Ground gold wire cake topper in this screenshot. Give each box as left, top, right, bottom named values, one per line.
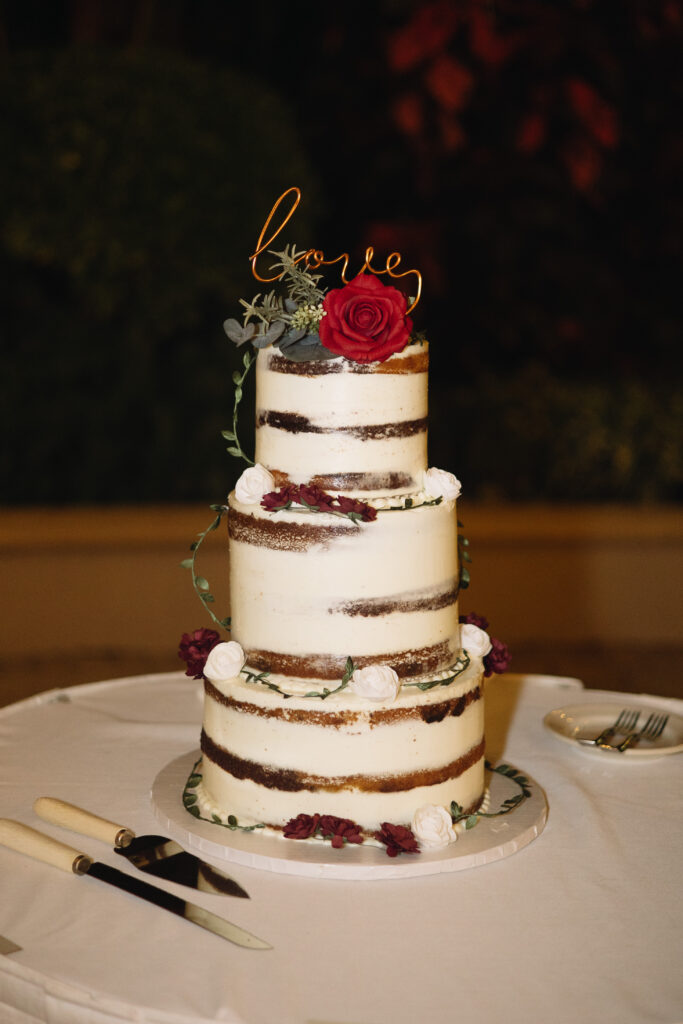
left=250, top=186, right=422, bottom=314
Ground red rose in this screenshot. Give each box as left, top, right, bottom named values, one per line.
left=319, top=274, right=413, bottom=363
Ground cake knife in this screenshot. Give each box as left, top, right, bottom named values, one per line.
left=33, top=797, right=248, bottom=898
left=0, top=820, right=271, bottom=950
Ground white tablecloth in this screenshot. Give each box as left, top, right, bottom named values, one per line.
left=1, top=672, right=681, bottom=1024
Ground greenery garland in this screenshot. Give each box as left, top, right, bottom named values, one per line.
left=221, top=348, right=255, bottom=465
left=240, top=657, right=356, bottom=701
left=402, top=652, right=471, bottom=690
left=180, top=505, right=231, bottom=630
left=183, top=760, right=264, bottom=831
left=450, top=763, right=532, bottom=830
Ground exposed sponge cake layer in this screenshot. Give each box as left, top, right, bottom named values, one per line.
left=228, top=491, right=461, bottom=678
left=199, top=660, right=485, bottom=831
left=254, top=343, right=429, bottom=496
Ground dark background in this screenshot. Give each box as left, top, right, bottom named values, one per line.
left=2, top=0, right=681, bottom=506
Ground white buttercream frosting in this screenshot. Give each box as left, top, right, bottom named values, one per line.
left=412, top=804, right=458, bottom=850
left=203, top=641, right=246, bottom=683
left=254, top=344, right=428, bottom=496
left=348, top=664, right=400, bottom=702
left=460, top=624, right=492, bottom=659
left=234, top=463, right=275, bottom=504
left=423, top=467, right=462, bottom=501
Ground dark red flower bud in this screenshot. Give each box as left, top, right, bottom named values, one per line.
left=177, top=628, right=221, bottom=679
left=283, top=813, right=321, bottom=839
left=374, top=821, right=419, bottom=857
left=459, top=611, right=489, bottom=631
left=484, top=637, right=512, bottom=677
left=319, top=815, right=364, bottom=847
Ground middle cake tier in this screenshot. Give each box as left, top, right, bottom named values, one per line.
left=227, top=491, right=461, bottom=681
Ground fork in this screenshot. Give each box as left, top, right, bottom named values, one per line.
left=579, top=708, right=640, bottom=747
left=614, top=712, right=669, bottom=752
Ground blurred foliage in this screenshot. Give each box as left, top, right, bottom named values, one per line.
left=1, top=2, right=682, bottom=503
left=0, top=48, right=318, bottom=503
left=431, top=366, right=683, bottom=502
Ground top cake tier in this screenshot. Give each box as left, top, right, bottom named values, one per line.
left=254, top=342, right=429, bottom=497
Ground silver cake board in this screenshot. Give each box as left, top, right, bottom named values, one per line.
left=151, top=750, right=548, bottom=881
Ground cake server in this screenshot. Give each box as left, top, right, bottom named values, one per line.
left=0, top=820, right=270, bottom=950
left=33, top=797, right=249, bottom=898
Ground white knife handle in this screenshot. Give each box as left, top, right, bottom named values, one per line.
left=0, top=819, right=91, bottom=874
left=33, top=797, right=134, bottom=848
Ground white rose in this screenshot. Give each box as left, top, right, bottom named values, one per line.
left=460, top=623, right=492, bottom=659
left=203, top=641, right=246, bottom=683
left=423, top=467, right=462, bottom=501
left=412, top=804, right=457, bottom=850
left=235, top=463, right=275, bottom=504
left=349, top=664, right=400, bottom=702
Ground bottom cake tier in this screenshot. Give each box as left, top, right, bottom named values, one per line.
left=197, top=656, right=486, bottom=834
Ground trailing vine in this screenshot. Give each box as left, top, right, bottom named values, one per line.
left=239, top=657, right=356, bottom=701
left=403, top=652, right=470, bottom=691
left=450, top=763, right=532, bottom=829
left=457, top=519, right=471, bottom=590
left=377, top=496, right=443, bottom=512
left=180, top=505, right=231, bottom=630
left=221, top=348, right=255, bottom=465
left=183, top=760, right=264, bottom=831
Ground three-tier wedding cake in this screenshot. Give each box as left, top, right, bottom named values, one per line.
left=179, top=188, right=509, bottom=856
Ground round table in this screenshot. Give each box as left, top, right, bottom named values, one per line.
left=1, top=671, right=681, bottom=1024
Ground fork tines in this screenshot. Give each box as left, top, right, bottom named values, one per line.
left=580, top=708, right=640, bottom=747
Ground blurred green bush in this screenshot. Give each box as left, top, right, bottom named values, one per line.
left=1, top=46, right=680, bottom=505
left=0, top=49, right=319, bottom=503
left=431, top=366, right=683, bottom=502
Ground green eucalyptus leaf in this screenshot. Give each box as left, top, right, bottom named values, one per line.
left=226, top=446, right=242, bottom=457
left=195, top=576, right=210, bottom=591
left=221, top=429, right=236, bottom=441
left=180, top=558, right=193, bottom=569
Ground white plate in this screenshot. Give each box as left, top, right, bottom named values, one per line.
left=151, top=751, right=548, bottom=881
left=544, top=702, right=683, bottom=758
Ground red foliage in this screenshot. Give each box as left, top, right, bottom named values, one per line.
left=387, top=1, right=460, bottom=72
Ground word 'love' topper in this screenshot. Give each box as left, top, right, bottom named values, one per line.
left=250, top=187, right=422, bottom=313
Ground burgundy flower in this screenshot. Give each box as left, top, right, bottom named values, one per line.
left=459, top=612, right=489, bottom=631
left=459, top=612, right=511, bottom=677
left=261, top=483, right=377, bottom=524
left=283, top=813, right=321, bottom=840
left=374, top=822, right=419, bottom=858
left=335, top=495, right=378, bottom=522
left=261, top=484, right=300, bottom=512
left=319, top=815, right=364, bottom=848
left=178, top=628, right=221, bottom=679
left=484, top=637, right=512, bottom=677
left=319, top=274, right=413, bottom=364
left=299, top=484, right=334, bottom=513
